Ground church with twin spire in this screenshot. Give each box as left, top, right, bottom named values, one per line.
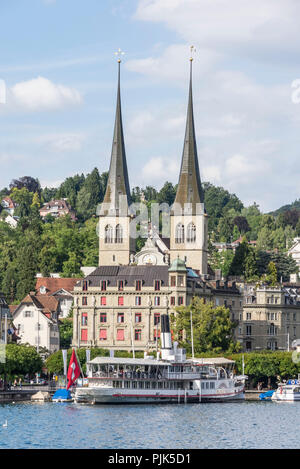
left=72, top=52, right=241, bottom=351
left=98, top=52, right=208, bottom=274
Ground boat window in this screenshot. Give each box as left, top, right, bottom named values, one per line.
left=145, top=382, right=150, bottom=389
left=189, top=382, right=193, bottom=390
left=132, top=381, right=137, bottom=389
left=201, top=382, right=205, bottom=389
left=210, top=382, right=215, bottom=389
left=138, top=382, right=144, bottom=389
left=158, top=382, right=163, bottom=389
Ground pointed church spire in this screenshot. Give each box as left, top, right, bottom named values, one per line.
left=102, top=51, right=131, bottom=216
left=174, top=47, right=204, bottom=214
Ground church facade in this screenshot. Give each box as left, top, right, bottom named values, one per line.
left=72, top=56, right=242, bottom=350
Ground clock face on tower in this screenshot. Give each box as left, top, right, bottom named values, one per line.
left=142, top=254, right=157, bottom=265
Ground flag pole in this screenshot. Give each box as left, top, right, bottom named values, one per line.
left=74, top=347, right=84, bottom=378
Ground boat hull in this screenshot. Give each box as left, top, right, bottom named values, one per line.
left=74, top=387, right=245, bottom=404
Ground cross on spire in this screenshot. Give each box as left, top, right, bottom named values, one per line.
left=115, top=48, right=125, bottom=63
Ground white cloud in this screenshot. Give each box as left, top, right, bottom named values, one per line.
left=34, top=133, right=86, bottom=152
left=135, top=0, right=300, bottom=60
left=139, top=156, right=180, bottom=186
left=10, top=76, right=82, bottom=112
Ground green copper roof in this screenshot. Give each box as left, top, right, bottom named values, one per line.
left=168, top=257, right=187, bottom=272
left=102, top=61, right=131, bottom=216
left=173, top=59, right=204, bottom=215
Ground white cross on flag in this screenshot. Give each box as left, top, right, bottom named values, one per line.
left=67, top=349, right=81, bottom=390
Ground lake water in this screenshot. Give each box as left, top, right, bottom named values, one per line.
left=0, top=400, right=298, bottom=449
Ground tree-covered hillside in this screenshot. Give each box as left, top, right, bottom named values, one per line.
left=0, top=171, right=299, bottom=304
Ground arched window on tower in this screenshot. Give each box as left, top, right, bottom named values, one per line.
left=105, top=225, right=114, bottom=244
left=115, top=224, right=123, bottom=243
left=175, top=223, right=184, bottom=244
left=187, top=222, right=196, bottom=243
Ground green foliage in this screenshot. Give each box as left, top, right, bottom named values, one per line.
left=59, top=319, right=73, bottom=349
left=0, top=344, right=43, bottom=378
left=170, top=297, right=240, bottom=354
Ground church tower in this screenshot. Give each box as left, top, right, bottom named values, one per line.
left=98, top=54, right=135, bottom=266
left=170, top=49, right=208, bottom=274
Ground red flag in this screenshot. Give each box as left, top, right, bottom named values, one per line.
left=66, top=349, right=81, bottom=390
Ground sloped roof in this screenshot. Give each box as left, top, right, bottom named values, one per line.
left=35, top=277, right=81, bottom=295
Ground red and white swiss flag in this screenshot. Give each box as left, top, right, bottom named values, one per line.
left=67, top=349, right=81, bottom=390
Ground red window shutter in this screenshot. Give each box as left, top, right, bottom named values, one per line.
left=117, top=329, right=124, bottom=341
left=99, top=329, right=107, bottom=340
left=101, top=297, right=106, bottom=306
left=118, top=297, right=124, bottom=306
left=81, top=329, right=88, bottom=341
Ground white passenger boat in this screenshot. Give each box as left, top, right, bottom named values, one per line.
left=271, top=379, right=300, bottom=402
left=74, top=315, right=245, bottom=404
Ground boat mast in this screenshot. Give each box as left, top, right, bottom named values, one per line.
left=190, top=309, right=195, bottom=360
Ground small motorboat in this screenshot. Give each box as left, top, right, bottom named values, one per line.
left=259, top=390, right=274, bottom=401
left=271, top=380, right=300, bottom=402
left=52, top=389, right=73, bottom=403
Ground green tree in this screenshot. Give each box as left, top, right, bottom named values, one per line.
left=170, top=297, right=240, bottom=354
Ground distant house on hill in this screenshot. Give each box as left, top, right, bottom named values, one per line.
left=39, top=199, right=76, bottom=221
left=213, top=236, right=257, bottom=253
left=11, top=292, right=60, bottom=353
left=35, top=277, right=81, bottom=318
left=288, top=238, right=300, bottom=278
left=1, top=196, right=17, bottom=216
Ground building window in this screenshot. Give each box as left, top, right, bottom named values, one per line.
left=177, top=275, right=184, bottom=287
left=115, top=224, right=123, bottom=243
left=81, top=313, right=88, bottom=326
left=224, top=300, right=227, bottom=307
left=105, top=225, right=114, bottom=243
left=101, top=297, right=106, bottom=306
left=83, top=281, right=88, bottom=291
left=187, top=222, right=196, bottom=243
left=135, top=313, right=142, bottom=323
left=135, top=296, right=141, bottom=306
left=118, top=297, right=124, bottom=306
left=24, top=311, right=32, bottom=318
left=246, top=325, right=252, bottom=336
left=82, top=297, right=87, bottom=306
left=118, top=280, right=124, bottom=291
left=246, top=341, right=252, bottom=351
left=101, top=281, right=107, bottom=291
left=117, top=313, right=124, bottom=323
left=154, top=280, right=160, bottom=291
left=136, top=280, right=142, bottom=291
left=215, top=298, right=220, bottom=306
left=246, top=313, right=251, bottom=321
left=100, top=313, right=107, bottom=323
left=81, top=329, right=88, bottom=342
left=170, top=276, right=176, bottom=287
left=154, top=313, right=160, bottom=325
left=175, top=223, right=184, bottom=243
left=99, top=329, right=107, bottom=340
left=135, top=329, right=142, bottom=341
left=154, top=296, right=160, bottom=306
left=293, top=313, right=297, bottom=321
left=178, top=297, right=184, bottom=306
left=154, top=329, right=160, bottom=340
left=117, top=329, right=125, bottom=341
left=170, top=297, right=175, bottom=306
left=268, top=324, right=277, bottom=336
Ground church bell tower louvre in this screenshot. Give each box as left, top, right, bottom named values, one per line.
left=98, top=51, right=135, bottom=266
left=170, top=46, right=208, bottom=275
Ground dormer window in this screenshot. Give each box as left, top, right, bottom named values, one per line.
left=40, top=286, right=47, bottom=295
left=136, top=280, right=142, bottom=291
left=154, top=280, right=160, bottom=291
left=118, top=280, right=124, bottom=291
left=101, top=281, right=107, bottom=292
left=83, top=281, right=88, bottom=291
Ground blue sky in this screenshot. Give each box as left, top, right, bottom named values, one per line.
left=0, top=0, right=300, bottom=212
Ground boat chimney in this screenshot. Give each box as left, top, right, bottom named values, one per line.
left=160, top=314, right=173, bottom=360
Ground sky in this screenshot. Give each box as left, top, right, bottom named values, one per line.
left=0, top=0, right=300, bottom=212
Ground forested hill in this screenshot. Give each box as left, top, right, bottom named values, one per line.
left=269, top=199, right=300, bottom=217
left=0, top=171, right=299, bottom=305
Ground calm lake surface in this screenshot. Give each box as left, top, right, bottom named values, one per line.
left=0, top=400, right=298, bottom=449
